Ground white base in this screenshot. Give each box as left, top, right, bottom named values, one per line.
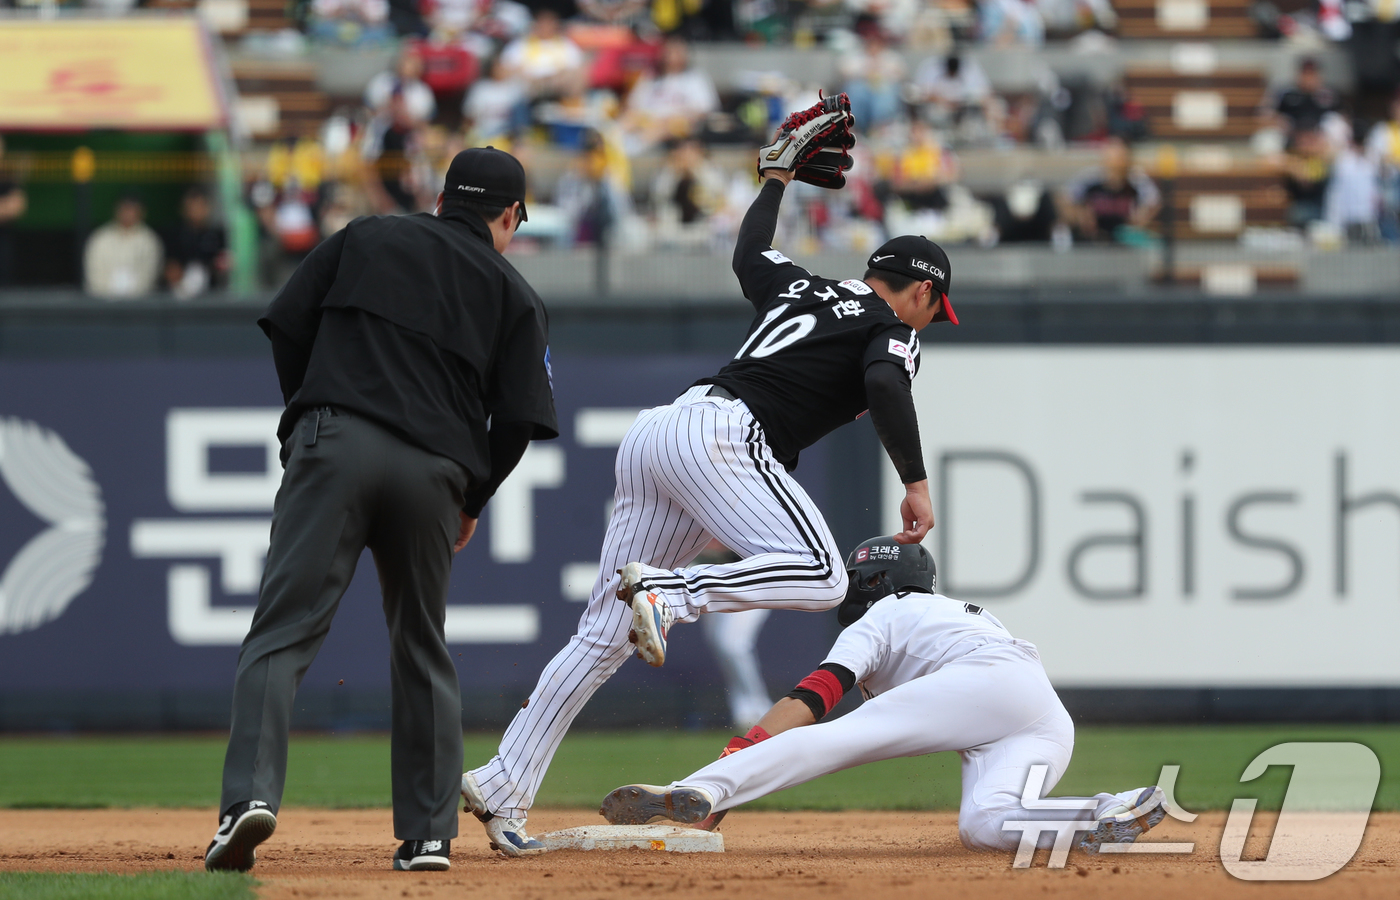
left=536, top=824, right=724, bottom=853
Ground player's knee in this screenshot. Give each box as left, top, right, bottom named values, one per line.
left=815, top=565, right=848, bottom=608
left=958, top=803, right=1024, bottom=852
left=958, top=816, right=1018, bottom=853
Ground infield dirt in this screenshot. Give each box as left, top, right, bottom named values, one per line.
left=2, top=808, right=1398, bottom=899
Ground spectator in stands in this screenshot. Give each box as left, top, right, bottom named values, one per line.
left=1365, top=89, right=1400, bottom=241
left=431, top=0, right=531, bottom=57
left=979, top=0, right=1045, bottom=46
left=163, top=187, right=229, bottom=299
left=890, top=119, right=959, bottom=210
left=1326, top=123, right=1380, bottom=242
left=1063, top=137, right=1160, bottom=242
left=365, top=45, right=437, bottom=125
left=1283, top=125, right=1333, bottom=228
left=622, top=36, right=720, bottom=151
left=500, top=8, right=585, bottom=101
left=845, top=0, right=922, bottom=39
left=909, top=54, right=1000, bottom=142
left=839, top=17, right=908, bottom=130
left=308, top=0, right=393, bottom=46
left=991, top=178, right=1057, bottom=243
left=464, top=54, right=530, bottom=141
left=0, top=135, right=26, bottom=287
left=1035, top=0, right=1115, bottom=35
left=554, top=128, right=632, bottom=246
left=650, top=136, right=725, bottom=246
left=363, top=89, right=431, bottom=213
left=1273, top=58, right=1338, bottom=135
left=577, top=0, right=648, bottom=24
left=912, top=54, right=992, bottom=119
left=84, top=193, right=163, bottom=299
left=537, top=75, right=621, bottom=146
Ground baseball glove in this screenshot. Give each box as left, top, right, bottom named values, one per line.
left=757, top=92, right=857, bottom=190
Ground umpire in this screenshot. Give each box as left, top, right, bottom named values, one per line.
left=204, top=148, right=558, bottom=874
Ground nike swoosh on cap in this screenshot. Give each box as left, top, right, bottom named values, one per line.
left=871, top=255, right=894, bottom=262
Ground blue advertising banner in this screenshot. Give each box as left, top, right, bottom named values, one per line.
left=0, top=356, right=842, bottom=715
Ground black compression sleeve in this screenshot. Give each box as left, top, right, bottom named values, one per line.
left=268, top=325, right=312, bottom=405
left=821, top=662, right=856, bottom=693
left=732, top=178, right=786, bottom=277
left=784, top=663, right=858, bottom=721
left=461, top=420, right=535, bottom=518
left=865, top=360, right=928, bottom=484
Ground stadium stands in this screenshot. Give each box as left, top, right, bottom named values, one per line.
left=0, top=0, right=1395, bottom=300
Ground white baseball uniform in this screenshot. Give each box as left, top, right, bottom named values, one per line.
left=470, top=386, right=847, bottom=817
left=672, top=591, right=1131, bottom=850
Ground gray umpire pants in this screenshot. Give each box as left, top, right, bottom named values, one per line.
left=220, top=408, right=471, bottom=840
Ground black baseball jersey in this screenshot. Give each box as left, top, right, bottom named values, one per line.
left=697, top=192, right=920, bottom=470
left=260, top=209, right=559, bottom=482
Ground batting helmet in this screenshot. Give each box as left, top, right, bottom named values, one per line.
left=836, top=536, right=936, bottom=626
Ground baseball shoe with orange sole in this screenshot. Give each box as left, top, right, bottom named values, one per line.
left=617, top=562, right=673, bottom=667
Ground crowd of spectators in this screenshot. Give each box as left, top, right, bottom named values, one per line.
left=4, top=0, right=1400, bottom=295
left=218, top=16, right=1400, bottom=289
left=1267, top=58, right=1400, bottom=243
left=80, top=188, right=229, bottom=299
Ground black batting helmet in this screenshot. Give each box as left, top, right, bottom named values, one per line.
left=836, top=536, right=936, bottom=626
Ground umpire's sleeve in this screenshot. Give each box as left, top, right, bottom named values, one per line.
left=486, top=294, right=560, bottom=440
left=257, top=226, right=347, bottom=348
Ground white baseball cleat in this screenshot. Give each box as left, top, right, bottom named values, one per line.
left=1078, top=786, right=1168, bottom=853
left=461, top=771, right=546, bottom=857
left=617, top=562, right=673, bottom=667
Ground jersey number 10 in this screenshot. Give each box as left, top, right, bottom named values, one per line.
left=735, top=291, right=818, bottom=360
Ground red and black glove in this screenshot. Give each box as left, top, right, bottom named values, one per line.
left=757, top=92, right=857, bottom=190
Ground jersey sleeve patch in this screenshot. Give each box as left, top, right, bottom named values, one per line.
left=887, top=334, right=920, bottom=378
left=762, top=249, right=794, bottom=265
left=838, top=278, right=873, bottom=295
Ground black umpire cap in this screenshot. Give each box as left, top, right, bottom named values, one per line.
left=866, top=235, right=957, bottom=324
left=444, top=147, right=529, bottom=222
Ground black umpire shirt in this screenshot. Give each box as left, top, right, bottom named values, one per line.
left=258, top=208, right=559, bottom=483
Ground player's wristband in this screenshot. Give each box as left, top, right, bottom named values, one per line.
left=719, top=725, right=771, bottom=758
left=786, top=668, right=847, bottom=720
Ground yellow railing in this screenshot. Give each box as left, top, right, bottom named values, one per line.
left=0, top=150, right=220, bottom=183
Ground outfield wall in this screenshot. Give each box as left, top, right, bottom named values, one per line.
left=0, top=355, right=858, bottom=731
left=891, top=347, right=1400, bottom=690
left=4, top=301, right=1400, bottom=728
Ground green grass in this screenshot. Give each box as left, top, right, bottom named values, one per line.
left=0, top=872, right=254, bottom=900
left=0, top=726, right=1396, bottom=812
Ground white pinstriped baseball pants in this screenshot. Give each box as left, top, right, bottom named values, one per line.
left=471, top=385, right=847, bottom=817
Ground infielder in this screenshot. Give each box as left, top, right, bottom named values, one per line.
left=461, top=95, right=960, bottom=856
left=602, top=536, right=1168, bottom=855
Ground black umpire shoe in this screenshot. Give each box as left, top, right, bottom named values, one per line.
left=393, top=839, right=451, bottom=871
left=204, top=800, right=277, bottom=872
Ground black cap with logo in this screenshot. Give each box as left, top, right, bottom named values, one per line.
left=866, top=235, right=957, bottom=323
left=443, top=146, right=529, bottom=221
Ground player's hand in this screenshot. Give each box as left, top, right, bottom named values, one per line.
left=762, top=169, right=796, bottom=186
left=895, top=480, right=933, bottom=544
left=454, top=513, right=478, bottom=553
